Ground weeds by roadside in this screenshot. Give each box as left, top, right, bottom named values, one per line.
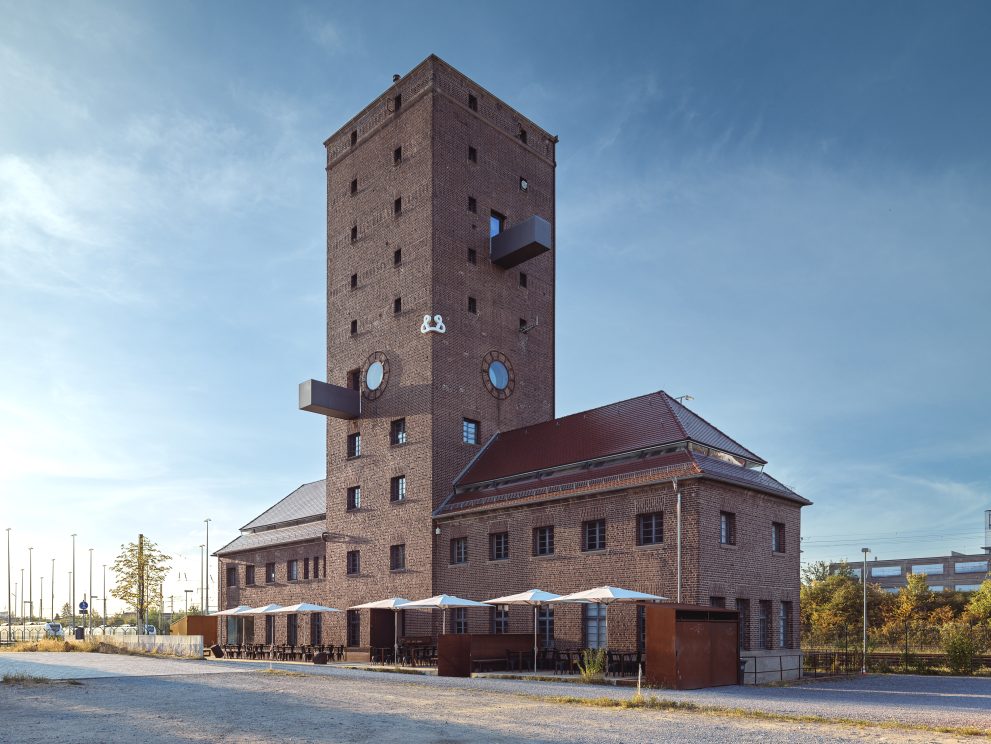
left=2, top=673, right=82, bottom=686
left=0, top=638, right=174, bottom=658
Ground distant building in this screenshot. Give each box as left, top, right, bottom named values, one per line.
left=830, top=552, right=989, bottom=594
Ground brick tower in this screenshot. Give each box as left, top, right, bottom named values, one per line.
left=300, top=55, right=557, bottom=645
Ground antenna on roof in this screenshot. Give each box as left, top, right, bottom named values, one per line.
left=675, top=395, right=694, bottom=403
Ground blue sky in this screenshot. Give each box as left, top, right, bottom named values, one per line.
left=2, top=1, right=989, bottom=615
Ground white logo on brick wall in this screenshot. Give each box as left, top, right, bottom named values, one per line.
left=420, top=314, right=446, bottom=334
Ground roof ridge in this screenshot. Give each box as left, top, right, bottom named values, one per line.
left=663, top=393, right=764, bottom=464
left=239, top=478, right=326, bottom=531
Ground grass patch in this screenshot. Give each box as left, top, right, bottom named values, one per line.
left=527, top=693, right=991, bottom=738
left=261, top=669, right=306, bottom=678
left=0, top=638, right=181, bottom=659
left=1, top=672, right=81, bottom=686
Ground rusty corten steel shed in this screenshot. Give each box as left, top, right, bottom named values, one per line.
left=644, top=604, right=739, bottom=689
left=170, top=615, right=218, bottom=647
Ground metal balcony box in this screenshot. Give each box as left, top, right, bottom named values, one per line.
left=298, top=379, right=361, bottom=419
left=489, top=215, right=552, bottom=269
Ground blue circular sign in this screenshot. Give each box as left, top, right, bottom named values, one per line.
left=79, top=601, right=88, bottom=610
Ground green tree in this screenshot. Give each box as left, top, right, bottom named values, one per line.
left=802, top=560, right=832, bottom=585
left=801, top=571, right=894, bottom=647
left=965, top=579, right=991, bottom=624
left=111, top=536, right=171, bottom=625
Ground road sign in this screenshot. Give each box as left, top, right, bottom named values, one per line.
left=79, top=600, right=88, bottom=611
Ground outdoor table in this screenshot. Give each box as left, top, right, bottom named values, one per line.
left=506, top=649, right=533, bottom=671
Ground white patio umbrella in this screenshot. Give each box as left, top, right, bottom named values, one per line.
left=240, top=603, right=284, bottom=614
left=262, top=603, right=340, bottom=614
left=349, top=598, right=410, bottom=664
left=212, top=605, right=252, bottom=644
left=484, top=589, right=561, bottom=674
left=402, top=594, right=490, bottom=634
left=550, top=586, right=667, bottom=649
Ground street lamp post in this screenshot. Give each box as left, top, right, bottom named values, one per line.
left=50, top=558, right=54, bottom=622
left=28, top=547, right=32, bottom=622
left=40, top=576, right=44, bottom=621
left=6, top=528, right=11, bottom=642
left=20, top=568, right=25, bottom=635
left=71, top=534, right=77, bottom=631
left=88, top=548, right=93, bottom=635
left=204, top=518, right=211, bottom=615
left=199, top=545, right=205, bottom=612
left=861, top=547, right=870, bottom=675
left=102, top=564, right=107, bottom=627
left=184, top=589, right=193, bottom=614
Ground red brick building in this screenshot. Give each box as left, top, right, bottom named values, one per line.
left=216, top=55, right=809, bottom=680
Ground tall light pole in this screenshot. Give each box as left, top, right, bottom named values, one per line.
left=204, top=519, right=211, bottom=614
left=71, top=533, right=77, bottom=630
left=199, top=545, right=205, bottom=612
left=6, top=528, right=11, bottom=642
left=184, top=589, right=193, bottom=614
left=20, top=568, right=24, bottom=633
left=40, top=576, right=44, bottom=621
left=102, top=564, right=107, bottom=627
left=28, top=546, right=32, bottom=622
left=88, top=548, right=93, bottom=635
left=50, top=558, right=54, bottom=622
left=861, top=547, right=870, bottom=675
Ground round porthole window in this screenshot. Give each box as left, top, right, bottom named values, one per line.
left=362, top=352, right=390, bottom=400
left=481, top=351, right=515, bottom=400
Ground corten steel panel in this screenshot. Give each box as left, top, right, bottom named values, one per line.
left=369, top=609, right=394, bottom=649
left=298, top=380, right=360, bottom=419
left=645, top=605, right=740, bottom=690
left=437, top=634, right=472, bottom=677
left=676, top=621, right=712, bottom=690
left=644, top=604, right=678, bottom=688
left=489, top=215, right=552, bottom=268
left=468, top=633, right=533, bottom=660
left=169, top=615, right=218, bottom=647
left=709, top=620, right=739, bottom=687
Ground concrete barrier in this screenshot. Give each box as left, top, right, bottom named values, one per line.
left=98, top=634, right=204, bottom=658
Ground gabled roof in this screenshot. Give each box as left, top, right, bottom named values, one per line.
left=456, top=391, right=763, bottom=487
left=214, top=521, right=326, bottom=557
left=241, top=479, right=326, bottom=531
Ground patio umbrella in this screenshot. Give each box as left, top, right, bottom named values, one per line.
left=211, top=604, right=253, bottom=644
left=262, top=603, right=340, bottom=614
left=401, top=594, right=490, bottom=634
left=484, top=589, right=561, bottom=674
left=550, top=586, right=667, bottom=649
left=349, top=598, right=410, bottom=664
left=240, top=604, right=284, bottom=614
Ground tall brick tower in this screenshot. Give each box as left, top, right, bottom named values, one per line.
left=300, top=56, right=557, bottom=644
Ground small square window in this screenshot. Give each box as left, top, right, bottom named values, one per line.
left=468, top=196, right=477, bottom=213
left=394, top=197, right=402, bottom=215
left=347, top=368, right=360, bottom=391
left=519, top=177, right=528, bottom=191
left=637, top=512, right=663, bottom=545
left=350, top=224, right=358, bottom=242
left=390, top=418, right=407, bottom=445
left=489, top=532, right=509, bottom=561
left=390, top=544, right=406, bottom=571
left=394, top=146, right=402, bottom=164
left=720, top=511, right=737, bottom=546
left=468, top=145, right=477, bottom=163
left=450, top=537, right=468, bottom=565
left=347, top=432, right=361, bottom=458
left=467, top=248, right=477, bottom=264
left=393, top=248, right=402, bottom=266
left=468, top=296, right=477, bottom=314
left=350, top=319, right=358, bottom=335
left=390, top=475, right=406, bottom=502
left=519, top=272, right=527, bottom=288
left=346, top=550, right=360, bottom=575
left=346, top=485, right=361, bottom=510
left=393, top=93, right=402, bottom=111
left=350, top=273, right=358, bottom=289
left=393, top=297, right=402, bottom=314
left=519, top=128, right=527, bottom=144
left=350, top=130, right=357, bottom=146
left=519, top=318, right=527, bottom=331
left=462, top=418, right=480, bottom=445
left=468, top=93, right=477, bottom=111
left=350, top=178, right=357, bottom=195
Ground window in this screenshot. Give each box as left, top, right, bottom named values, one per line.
left=350, top=177, right=357, bottom=195
left=394, top=197, right=402, bottom=215
left=468, top=93, right=477, bottom=111
left=637, top=605, right=646, bottom=653
left=312, top=557, right=321, bottom=578
left=955, top=561, right=989, bottom=574
left=393, top=93, right=402, bottom=111
left=583, top=604, right=606, bottom=649
left=489, top=210, right=505, bottom=238
left=346, top=609, right=360, bottom=646
left=956, top=584, right=983, bottom=592
left=468, top=196, right=477, bottom=213
left=719, top=512, right=736, bottom=545
left=226, top=565, right=237, bottom=587
left=912, top=564, right=944, bottom=575
left=450, top=537, right=467, bottom=565
left=350, top=319, right=358, bottom=335
left=350, top=273, right=358, bottom=289
left=265, top=562, right=276, bottom=584
left=347, top=368, right=361, bottom=390
left=637, top=512, right=663, bottom=545
left=468, top=145, right=477, bottom=163
left=489, top=532, right=509, bottom=561
left=303, top=558, right=310, bottom=580
left=519, top=176, right=528, bottom=191
left=533, top=526, right=554, bottom=556
left=287, top=613, right=298, bottom=646
left=709, top=596, right=726, bottom=608
left=349, top=129, right=357, bottom=146
left=393, top=248, right=402, bottom=266
left=453, top=608, right=467, bottom=634
left=737, top=598, right=751, bottom=651
left=346, top=550, right=360, bottom=576
left=779, top=601, right=793, bottom=648
left=310, top=613, right=322, bottom=644
left=393, top=146, right=402, bottom=164
left=758, top=600, right=772, bottom=649
left=393, top=297, right=402, bottom=314
left=492, top=604, right=509, bottom=634
left=347, top=432, right=361, bottom=458
left=870, top=565, right=902, bottom=577
left=265, top=614, right=275, bottom=644
left=390, top=544, right=406, bottom=571
left=538, top=607, right=554, bottom=646
left=346, top=486, right=361, bottom=511
left=287, top=559, right=299, bottom=582
left=772, top=522, right=785, bottom=553
left=519, top=318, right=527, bottom=331
left=519, top=272, right=527, bottom=288
left=390, top=418, right=407, bottom=445
left=390, top=475, right=406, bottom=502
left=582, top=519, right=606, bottom=552
left=350, top=224, right=357, bottom=242
left=245, top=565, right=255, bottom=586
left=462, top=418, right=480, bottom=444
left=519, top=128, right=527, bottom=144
left=467, top=248, right=476, bottom=264
left=467, top=296, right=477, bottom=314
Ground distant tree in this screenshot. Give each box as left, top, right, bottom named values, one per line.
left=801, top=571, right=894, bottom=646
left=56, top=602, right=72, bottom=621
left=111, top=536, right=171, bottom=626
left=965, top=580, right=991, bottom=624
left=801, top=561, right=832, bottom=585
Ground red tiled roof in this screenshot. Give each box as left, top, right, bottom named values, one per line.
left=457, top=390, right=763, bottom=486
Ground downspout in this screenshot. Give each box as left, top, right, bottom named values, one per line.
left=674, top=479, right=681, bottom=603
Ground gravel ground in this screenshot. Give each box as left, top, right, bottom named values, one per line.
left=2, top=654, right=989, bottom=742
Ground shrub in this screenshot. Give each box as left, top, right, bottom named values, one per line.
left=941, top=623, right=978, bottom=675
left=577, top=648, right=607, bottom=682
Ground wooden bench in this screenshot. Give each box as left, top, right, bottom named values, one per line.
left=471, top=657, right=507, bottom=673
